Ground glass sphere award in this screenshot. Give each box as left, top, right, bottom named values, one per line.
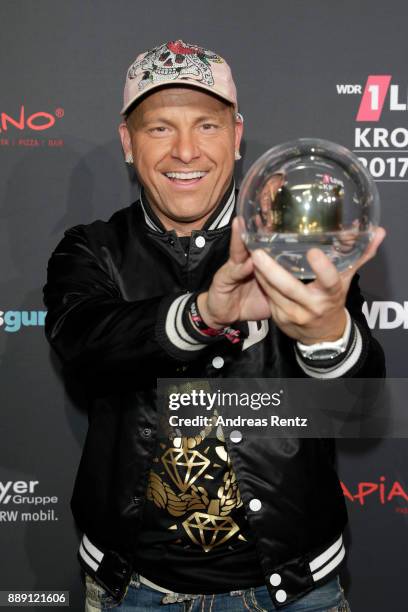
left=237, top=138, right=380, bottom=279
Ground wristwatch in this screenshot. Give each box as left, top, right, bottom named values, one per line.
left=296, top=309, right=351, bottom=361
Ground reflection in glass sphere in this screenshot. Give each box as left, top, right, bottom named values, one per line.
left=237, top=138, right=380, bottom=279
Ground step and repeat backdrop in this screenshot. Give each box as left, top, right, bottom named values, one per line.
left=0, top=1, right=407, bottom=610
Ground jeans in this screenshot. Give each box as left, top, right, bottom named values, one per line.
left=84, top=571, right=351, bottom=611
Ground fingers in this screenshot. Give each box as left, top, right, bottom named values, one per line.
left=252, top=253, right=347, bottom=339
left=249, top=226, right=385, bottom=338
left=229, top=215, right=250, bottom=264
left=251, top=249, right=312, bottom=306
left=226, top=255, right=254, bottom=283
left=253, top=267, right=308, bottom=325
left=220, top=215, right=254, bottom=285
left=251, top=247, right=342, bottom=319
left=250, top=226, right=385, bottom=305
left=306, top=248, right=342, bottom=295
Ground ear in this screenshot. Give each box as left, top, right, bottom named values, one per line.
left=234, top=114, right=244, bottom=154
left=118, top=121, right=132, bottom=158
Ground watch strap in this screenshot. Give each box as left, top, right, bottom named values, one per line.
left=295, top=309, right=354, bottom=366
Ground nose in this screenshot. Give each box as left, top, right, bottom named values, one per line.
left=171, top=129, right=200, bottom=164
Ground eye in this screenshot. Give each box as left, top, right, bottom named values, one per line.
left=149, top=126, right=169, bottom=135
left=201, top=123, right=218, bottom=132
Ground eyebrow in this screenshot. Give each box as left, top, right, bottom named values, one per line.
left=140, top=113, right=225, bottom=127
left=141, top=117, right=174, bottom=127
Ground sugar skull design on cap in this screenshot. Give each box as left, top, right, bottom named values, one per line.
left=120, top=39, right=238, bottom=115
left=128, top=40, right=223, bottom=89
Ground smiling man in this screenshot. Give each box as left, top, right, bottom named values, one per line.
left=43, top=40, right=385, bottom=612
left=119, top=86, right=242, bottom=234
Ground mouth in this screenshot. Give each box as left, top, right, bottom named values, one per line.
left=163, top=171, right=208, bottom=186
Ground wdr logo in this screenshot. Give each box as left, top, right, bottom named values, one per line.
left=356, top=76, right=392, bottom=122
left=362, top=301, right=408, bottom=329
left=336, top=75, right=408, bottom=122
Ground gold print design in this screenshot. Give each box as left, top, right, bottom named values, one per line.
left=183, top=510, right=240, bottom=552
left=217, top=465, right=242, bottom=516
left=146, top=417, right=247, bottom=552
left=162, top=446, right=210, bottom=492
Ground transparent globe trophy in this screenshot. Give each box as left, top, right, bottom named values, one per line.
left=237, top=138, right=380, bottom=279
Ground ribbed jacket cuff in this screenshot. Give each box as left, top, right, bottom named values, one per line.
left=155, top=292, right=222, bottom=361
left=294, top=317, right=365, bottom=379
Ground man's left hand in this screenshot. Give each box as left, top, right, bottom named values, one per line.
left=251, top=227, right=386, bottom=345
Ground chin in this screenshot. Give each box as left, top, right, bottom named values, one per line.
left=164, top=198, right=211, bottom=219
left=167, top=208, right=205, bottom=223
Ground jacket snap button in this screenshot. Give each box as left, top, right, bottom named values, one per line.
left=275, top=589, right=287, bottom=602
left=212, top=356, right=224, bottom=369
left=249, top=498, right=262, bottom=512
left=195, top=236, right=206, bottom=248
left=142, top=428, right=152, bottom=438
left=270, top=573, right=281, bottom=586
left=229, top=430, right=242, bottom=444
left=133, top=496, right=142, bottom=506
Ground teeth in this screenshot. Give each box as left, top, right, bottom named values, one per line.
left=155, top=67, right=177, bottom=75
left=165, top=171, right=207, bottom=180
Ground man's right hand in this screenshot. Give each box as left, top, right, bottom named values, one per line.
left=197, top=216, right=272, bottom=328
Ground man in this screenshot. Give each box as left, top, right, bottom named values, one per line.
left=43, top=40, right=385, bottom=611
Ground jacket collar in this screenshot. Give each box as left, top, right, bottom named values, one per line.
left=139, top=179, right=236, bottom=234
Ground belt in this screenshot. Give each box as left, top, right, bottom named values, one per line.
left=138, top=574, right=177, bottom=594
left=137, top=574, right=202, bottom=604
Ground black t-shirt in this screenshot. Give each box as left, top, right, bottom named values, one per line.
left=133, top=413, right=265, bottom=594
left=179, top=235, right=190, bottom=256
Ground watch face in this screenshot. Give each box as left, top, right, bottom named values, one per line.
left=307, top=347, right=344, bottom=360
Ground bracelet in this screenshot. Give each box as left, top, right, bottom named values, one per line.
left=189, top=298, right=241, bottom=344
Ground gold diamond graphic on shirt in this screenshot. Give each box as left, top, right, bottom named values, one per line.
left=182, top=511, right=239, bottom=552
left=162, top=448, right=210, bottom=492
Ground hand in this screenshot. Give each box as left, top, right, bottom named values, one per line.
left=250, top=226, right=386, bottom=344
left=197, top=216, right=272, bottom=328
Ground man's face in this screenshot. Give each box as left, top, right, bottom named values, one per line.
left=118, top=87, right=243, bottom=227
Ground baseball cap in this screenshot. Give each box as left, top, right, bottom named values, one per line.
left=120, top=39, right=238, bottom=116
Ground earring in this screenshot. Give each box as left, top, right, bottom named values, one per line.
left=235, top=151, right=242, bottom=160
left=125, top=154, right=133, bottom=164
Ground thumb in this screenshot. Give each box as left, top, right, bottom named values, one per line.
left=229, top=215, right=250, bottom=264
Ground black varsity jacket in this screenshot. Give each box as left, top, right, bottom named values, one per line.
left=42, top=181, right=385, bottom=608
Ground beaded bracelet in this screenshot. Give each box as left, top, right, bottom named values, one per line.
left=189, top=297, right=241, bottom=344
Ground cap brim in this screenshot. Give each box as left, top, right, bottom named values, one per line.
left=120, top=80, right=237, bottom=116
